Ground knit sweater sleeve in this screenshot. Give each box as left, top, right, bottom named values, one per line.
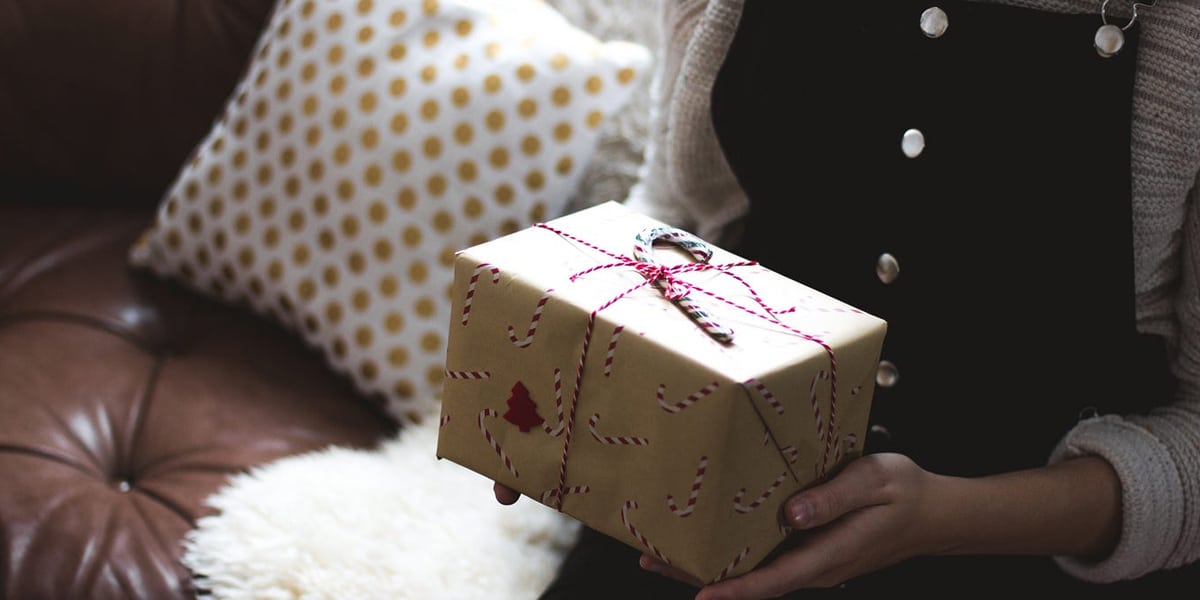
left=1050, top=172, right=1200, bottom=582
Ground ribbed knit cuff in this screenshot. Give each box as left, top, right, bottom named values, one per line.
left=1047, top=415, right=1184, bottom=582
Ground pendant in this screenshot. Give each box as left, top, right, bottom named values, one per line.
left=1094, top=23, right=1125, bottom=58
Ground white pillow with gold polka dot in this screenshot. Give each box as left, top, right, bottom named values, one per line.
left=130, top=0, right=651, bottom=424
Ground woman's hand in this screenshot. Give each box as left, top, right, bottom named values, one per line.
left=639, top=453, right=1122, bottom=600
left=493, top=482, right=521, bottom=505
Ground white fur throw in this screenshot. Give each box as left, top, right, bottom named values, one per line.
left=183, top=416, right=582, bottom=599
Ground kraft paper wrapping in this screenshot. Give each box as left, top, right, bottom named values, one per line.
left=436, top=201, right=887, bottom=583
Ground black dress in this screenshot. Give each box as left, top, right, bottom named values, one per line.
left=540, top=2, right=1196, bottom=596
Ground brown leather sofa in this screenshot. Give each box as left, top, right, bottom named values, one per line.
left=1, top=2, right=398, bottom=598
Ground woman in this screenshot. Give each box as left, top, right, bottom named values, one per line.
left=502, top=0, right=1200, bottom=597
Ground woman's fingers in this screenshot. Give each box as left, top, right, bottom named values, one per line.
left=783, top=454, right=895, bottom=529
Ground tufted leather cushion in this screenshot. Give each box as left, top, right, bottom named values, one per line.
left=0, top=202, right=398, bottom=599
left=0, top=0, right=277, bottom=206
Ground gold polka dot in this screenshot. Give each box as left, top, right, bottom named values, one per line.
left=237, top=210, right=254, bottom=232
left=423, top=30, right=440, bottom=48
left=298, top=278, right=317, bottom=300
left=268, top=260, right=284, bottom=281
left=402, top=225, right=422, bottom=247
left=254, top=69, right=268, bottom=89
left=207, top=165, right=223, bottom=185
left=394, top=380, right=415, bottom=400
left=301, top=30, right=317, bottom=49
left=423, top=136, right=443, bottom=158
left=293, top=244, right=311, bottom=266
left=517, top=98, right=537, bottom=118
left=357, top=25, right=374, bottom=44
left=397, top=186, right=417, bottom=209
left=326, top=302, right=344, bottom=325
left=390, top=113, right=409, bottom=135
left=330, top=75, right=347, bottom=95
left=556, top=155, right=574, bottom=175
left=380, top=275, right=399, bottom=297
left=586, top=110, right=604, bottom=129
left=432, top=210, right=453, bottom=232
left=166, top=229, right=182, bottom=250
left=454, top=53, right=470, bottom=70
left=525, top=170, right=546, bottom=191
left=233, top=117, right=248, bottom=138
left=256, top=164, right=273, bottom=185
left=494, top=183, right=514, bottom=205
left=415, top=297, right=436, bottom=318
left=464, top=196, right=483, bottom=218
left=237, top=247, right=255, bottom=269
left=420, top=332, right=441, bottom=352
left=208, top=197, right=224, bottom=218
left=364, top=163, right=383, bottom=186
left=278, top=18, right=292, bottom=38
left=385, top=312, right=404, bottom=333
left=337, top=179, right=356, bottom=201
left=451, top=86, right=470, bottom=107
left=186, top=213, right=203, bottom=234
left=485, top=42, right=501, bottom=59
left=341, top=214, right=360, bottom=237
left=457, top=160, right=478, bottom=182
left=258, top=196, right=276, bottom=218
left=483, top=74, right=501, bottom=93
left=468, top=232, right=488, bottom=246
left=305, top=126, right=322, bottom=148
left=278, top=113, right=294, bottom=134
left=284, top=175, right=301, bottom=196
left=389, top=9, right=407, bottom=27
left=554, top=122, right=573, bottom=142
left=426, top=366, right=445, bottom=386
left=421, top=65, right=437, bottom=83
left=275, top=80, right=292, bottom=101
left=318, top=228, right=336, bottom=250
left=389, top=43, right=407, bottom=61
left=388, top=346, right=409, bottom=366
left=233, top=150, right=248, bottom=170
left=303, top=95, right=319, bottom=116
left=521, top=135, right=541, bottom=156
left=439, top=246, right=456, bottom=267
left=361, top=361, right=379, bottom=381
left=551, top=53, right=569, bottom=70
left=331, top=337, right=346, bottom=358
left=288, top=210, right=306, bottom=231
left=348, top=251, right=366, bottom=274
left=410, top=262, right=430, bottom=284
left=392, top=149, right=412, bottom=172
left=422, top=0, right=439, bottom=15
left=417, top=99, right=439, bottom=121
left=211, top=137, right=226, bottom=153
left=485, top=110, right=505, bottom=132
left=334, top=143, right=352, bottom=165
left=585, top=76, right=603, bottom=94
left=552, top=86, right=571, bottom=106
left=499, top=219, right=520, bottom=235
left=427, top=174, right=447, bottom=196
left=328, top=44, right=344, bottom=64
left=454, top=19, right=472, bottom=36
left=301, top=1, right=316, bottom=19
left=255, top=130, right=271, bottom=151
left=453, top=123, right=474, bottom=145
left=352, top=288, right=370, bottom=311
left=357, top=0, right=373, bottom=14
left=326, top=12, right=343, bottom=32
left=529, top=202, right=548, bottom=223
left=361, top=127, right=380, bottom=149
left=618, top=67, right=637, bottom=85
left=374, top=238, right=393, bottom=260
left=516, top=63, right=535, bottom=81
left=322, top=265, right=340, bottom=287
left=308, top=158, right=325, bottom=180
left=358, top=57, right=376, bottom=78
left=488, top=147, right=509, bottom=169
left=313, top=194, right=330, bottom=215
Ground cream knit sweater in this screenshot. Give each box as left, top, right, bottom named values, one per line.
left=624, top=0, right=1200, bottom=584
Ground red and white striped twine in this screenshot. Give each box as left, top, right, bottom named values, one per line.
left=712, top=546, right=751, bottom=583
left=810, top=370, right=830, bottom=440
left=733, top=472, right=788, bottom=514
left=508, top=289, right=552, bottom=348
left=444, top=369, right=491, bottom=380
left=656, top=381, right=721, bottom=414
left=665, top=456, right=708, bottom=517
left=439, top=413, right=451, bottom=427
left=744, top=377, right=783, bottom=415
left=478, top=408, right=519, bottom=478
left=622, top=500, right=669, bottom=563
left=588, top=413, right=649, bottom=446
left=603, top=325, right=624, bottom=377
left=540, top=485, right=590, bottom=505
left=541, top=368, right=566, bottom=437
left=461, top=263, right=500, bottom=326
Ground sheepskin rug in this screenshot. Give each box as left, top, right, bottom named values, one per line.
left=182, top=415, right=582, bottom=599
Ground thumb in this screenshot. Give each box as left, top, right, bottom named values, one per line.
left=782, top=458, right=887, bottom=530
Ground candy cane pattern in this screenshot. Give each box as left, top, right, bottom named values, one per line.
left=622, top=500, right=669, bottom=563
left=656, top=381, right=721, bottom=414
left=588, top=413, right=649, bottom=446
left=712, top=546, right=751, bottom=583
left=478, top=408, right=518, bottom=477
left=439, top=413, right=451, bottom=427
left=444, top=369, right=491, bottom=380
left=603, top=325, right=624, bottom=377
left=809, top=370, right=830, bottom=440
left=540, top=485, right=590, bottom=505
left=665, top=456, right=708, bottom=517
left=780, top=445, right=800, bottom=464
left=508, top=289, right=552, bottom=348
left=460, top=263, right=500, bottom=325
left=743, top=377, right=783, bottom=416
left=541, top=368, right=567, bottom=437
left=733, top=472, right=788, bottom=514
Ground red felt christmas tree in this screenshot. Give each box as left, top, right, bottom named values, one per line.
left=502, top=381, right=544, bottom=432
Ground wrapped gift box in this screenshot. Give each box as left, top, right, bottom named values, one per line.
left=436, top=201, right=887, bottom=583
